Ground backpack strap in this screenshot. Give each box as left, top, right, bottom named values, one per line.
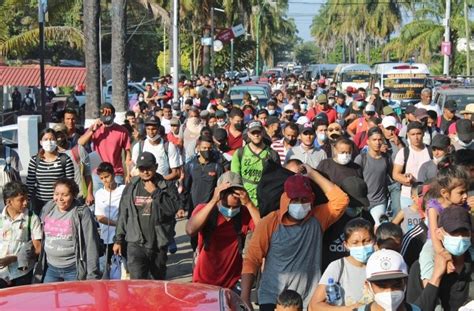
left=27, top=209, right=33, bottom=241
left=337, top=257, right=345, bottom=284
left=426, top=145, right=433, bottom=159
left=138, top=140, right=145, bottom=159
left=58, top=153, right=68, bottom=172
left=402, top=147, right=410, bottom=174
left=202, top=207, right=219, bottom=251
left=232, top=210, right=243, bottom=255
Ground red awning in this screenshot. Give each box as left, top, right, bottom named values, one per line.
left=0, top=65, right=86, bottom=87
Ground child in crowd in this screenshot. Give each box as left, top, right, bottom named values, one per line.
left=276, top=289, right=303, bottom=311
left=375, top=222, right=403, bottom=252
left=419, top=156, right=470, bottom=283
left=392, top=184, right=423, bottom=234
left=94, top=162, right=125, bottom=265
left=310, top=218, right=375, bottom=309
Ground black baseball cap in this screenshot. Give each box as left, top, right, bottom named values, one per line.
left=444, top=100, right=457, bottom=112
left=431, top=134, right=450, bottom=149
left=213, top=128, right=227, bottom=141
left=456, top=119, right=473, bottom=142
left=136, top=151, right=157, bottom=168
left=144, top=116, right=160, bottom=126
left=266, top=116, right=280, bottom=126
left=439, top=206, right=472, bottom=234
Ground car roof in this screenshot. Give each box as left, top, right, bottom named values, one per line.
left=0, top=280, right=226, bottom=310
left=435, top=87, right=474, bottom=95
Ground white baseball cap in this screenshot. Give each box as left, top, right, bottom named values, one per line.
left=283, top=104, right=294, bottom=112
left=296, top=116, right=309, bottom=125
left=381, top=116, right=397, bottom=129
left=365, top=104, right=376, bottom=113
left=366, top=249, right=408, bottom=282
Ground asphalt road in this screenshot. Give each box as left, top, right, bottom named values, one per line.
left=166, top=218, right=193, bottom=283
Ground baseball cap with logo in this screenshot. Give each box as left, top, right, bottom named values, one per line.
left=300, top=122, right=315, bottom=135
left=366, top=249, right=408, bottom=282
left=136, top=151, right=157, bottom=168
left=247, top=120, right=263, bottom=132
left=100, top=103, right=115, bottom=124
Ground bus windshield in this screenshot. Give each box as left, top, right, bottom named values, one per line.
left=341, top=71, right=370, bottom=83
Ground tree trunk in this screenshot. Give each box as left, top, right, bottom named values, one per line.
left=202, top=27, right=211, bottom=75
left=83, top=0, right=101, bottom=121
left=111, top=0, right=128, bottom=113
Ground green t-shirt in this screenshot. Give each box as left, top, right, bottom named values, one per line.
left=231, top=145, right=273, bottom=208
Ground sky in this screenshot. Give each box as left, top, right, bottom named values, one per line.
left=288, top=0, right=323, bottom=42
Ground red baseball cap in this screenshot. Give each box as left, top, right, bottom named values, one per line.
left=284, top=175, right=314, bottom=201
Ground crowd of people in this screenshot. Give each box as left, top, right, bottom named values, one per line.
left=0, top=73, right=474, bottom=311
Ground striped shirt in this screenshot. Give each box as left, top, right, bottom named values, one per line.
left=26, top=154, right=75, bottom=201
left=270, top=138, right=289, bottom=165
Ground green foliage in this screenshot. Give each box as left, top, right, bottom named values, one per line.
left=156, top=49, right=192, bottom=77
left=293, top=42, right=320, bottom=65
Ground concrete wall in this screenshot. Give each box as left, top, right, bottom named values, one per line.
left=18, top=115, right=41, bottom=177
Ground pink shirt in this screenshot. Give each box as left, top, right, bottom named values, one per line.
left=91, top=123, right=131, bottom=175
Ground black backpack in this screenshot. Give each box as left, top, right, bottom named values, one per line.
left=401, top=145, right=433, bottom=174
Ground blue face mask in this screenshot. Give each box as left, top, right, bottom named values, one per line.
left=348, top=244, right=374, bottom=263
left=218, top=204, right=240, bottom=218
left=443, top=234, right=471, bottom=256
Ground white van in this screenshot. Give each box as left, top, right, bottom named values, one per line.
left=369, top=63, right=430, bottom=108
left=305, top=64, right=338, bottom=82
left=333, top=64, right=371, bottom=92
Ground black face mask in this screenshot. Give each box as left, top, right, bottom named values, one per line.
left=284, top=137, right=297, bottom=146
left=306, top=95, right=314, bottom=100
left=200, top=150, right=211, bottom=160
left=286, top=114, right=294, bottom=121
left=234, top=122, right=244, bottom=131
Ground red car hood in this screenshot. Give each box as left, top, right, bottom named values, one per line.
left=0, top=280, right=231, bottom=310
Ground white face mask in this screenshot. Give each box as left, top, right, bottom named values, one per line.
left=138, top=96, right=144, bottom=101
left=433, top=156, right=443, bottom=165
left=373, top=290, right=405, bottom=311
left=288, top=202, right=312, bottom=220
left=336, top=153, right=351, bottom=165
left=217, top=120, right=226, bottom=127
left=147, top=134, right=161, bottom=142
left=41, top=140, right=57, bottom=152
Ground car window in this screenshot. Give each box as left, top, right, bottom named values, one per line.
left=447, top=94, right=474, bottom=111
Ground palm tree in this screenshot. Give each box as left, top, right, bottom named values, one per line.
left=111, top=0, right=128, bottom=113
left=383, top=0, right=472, bottom=72
left=83, top=0, right=101, bottom=121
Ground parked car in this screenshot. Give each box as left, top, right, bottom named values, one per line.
left=0, top=280, right=251, bottom=311
left=434, top=85, right=474, bottom=117
left=0, top=123, right=18, bottom=148
left=228, top=83, right=271, bottom=107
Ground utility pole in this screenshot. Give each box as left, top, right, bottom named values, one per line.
left=255, top=10, right=261, bottom=77
left=38, top=0, right=47, bottom=125
left=230, top=39, right=235, bottom=74
left=172, top=0, right=179, bottom=102
left=443, top=0, right=451, bottom=76
left=464, top=0, right=471, bottom=76
left=210, top=7, right=214, bottom=77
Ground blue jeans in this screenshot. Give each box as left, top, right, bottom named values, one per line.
left=43, top=264, right=77, bottom=283
left=370, top=203, right=387, bottom=226
left=387, top=182, right=401, bottom=217
left=92, top=173, right=124, bottom=195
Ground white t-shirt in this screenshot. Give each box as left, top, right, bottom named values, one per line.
left=131, top=139, right=182, bottom=177
left=161, top=118, right=171, bottom=134
left=415, top=101, right=441, bottom=116
left=94, top=185, right=125, bottom=244
left=394, top=146, right=432, bottom=197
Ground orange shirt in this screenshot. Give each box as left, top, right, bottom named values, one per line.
left=242, top=185, right=349, bottom=276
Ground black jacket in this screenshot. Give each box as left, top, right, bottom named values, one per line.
left=115, top=176, right=181, bottom=249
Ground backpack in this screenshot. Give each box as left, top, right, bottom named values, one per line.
left=201, top=207, right=244, bottom=254
left=235, top=145, right=280, bottom=168
left=401, top=145, right=433, bottom=174
left=138, top=139, right=169, bottom=160
left=0, top=146, right=21, bottom=192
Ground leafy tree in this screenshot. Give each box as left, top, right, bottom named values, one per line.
left=294, top=42, right=320, bottom=65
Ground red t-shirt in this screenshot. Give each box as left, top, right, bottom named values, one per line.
left=91, top=123, right=131, bottom=175
left=226, top=126, right=243, bottom=155
left=306, top=106, right=337, bottom=123
left=192, top=203, right=254, bottom=288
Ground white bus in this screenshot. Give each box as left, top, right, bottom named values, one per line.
left=369, top=63, right=430, bottom=108
left=304, top=64, right=338, bottom=81
left=333, top=64, right=371, bottom=92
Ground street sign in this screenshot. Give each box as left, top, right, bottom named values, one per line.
left=231, top=24, right=245, bottom=38
left=215, top=29, right=234, bottom=43
left=441, top=41, right=451, bottom=56
left=201, top=37, right=212, bottom=46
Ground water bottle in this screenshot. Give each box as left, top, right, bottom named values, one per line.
left=326, top=277, right=342, bottom=306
